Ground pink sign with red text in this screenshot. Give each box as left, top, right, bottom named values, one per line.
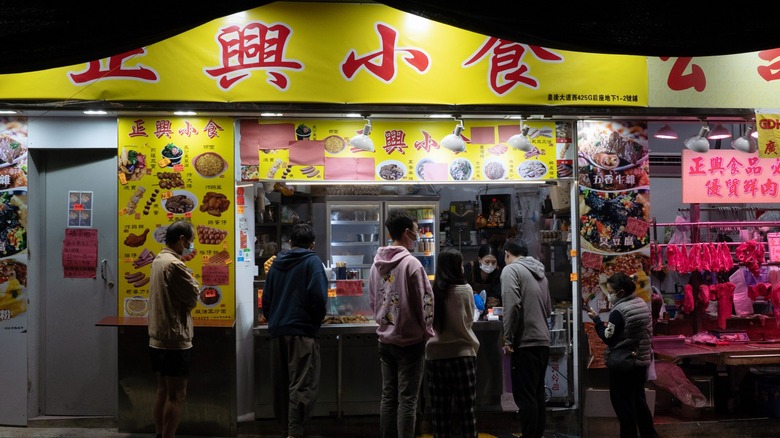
left=681, top=149, right=780, bottom=204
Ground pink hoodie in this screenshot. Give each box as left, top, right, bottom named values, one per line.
left=368, top=245, right=435, bottom=346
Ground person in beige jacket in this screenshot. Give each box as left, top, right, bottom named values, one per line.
left=147, top=220, right=200, bottom=438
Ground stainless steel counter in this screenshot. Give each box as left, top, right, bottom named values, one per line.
left=253, top=321, right=506, bottom=418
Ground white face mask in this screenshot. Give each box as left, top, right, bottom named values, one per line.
left=607, top=293, right=618, bottom=304
left=480, top=263, right=497, bottom=274
left=182, top=239, right=195, bottom=257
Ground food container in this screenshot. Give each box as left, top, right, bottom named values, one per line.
left=357, top=233, right=378, bottom=242
left=332, top=255, right=364, bottom=266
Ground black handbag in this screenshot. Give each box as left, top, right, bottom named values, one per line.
left=606, top=347, right=637, bottom=370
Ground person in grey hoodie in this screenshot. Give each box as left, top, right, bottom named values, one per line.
left=369, top=209, right=434, bottom=438
left=500, top=237, right=551, bottom=438
left=262, top=223, right=328, bottom=438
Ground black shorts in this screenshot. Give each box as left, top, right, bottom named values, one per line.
left=149, top=347, right=192, bottom=377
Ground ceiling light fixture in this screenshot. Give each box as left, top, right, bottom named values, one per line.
left=731, top=127, right=758, bottom=153
left=653, top=123, right=678, bottom=139
left=173, top=111, right=197, bottom=116
left=751, top=129, right=759, bottom=139
left=440, top=120, right=467, bottom=153
left=684, top=126, right=711, bottom=153
left=507, top=119, right=533, bottom=151
left=0, top=110, right=17, bottom=115
left=83, top=110, right=108, bottom=115
left=706, top=124, right=732, bottom=140
left=348, top=118, right=375, bottom=152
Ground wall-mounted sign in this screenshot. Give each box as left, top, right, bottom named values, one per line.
left=681, top=149, right=780, bottom=203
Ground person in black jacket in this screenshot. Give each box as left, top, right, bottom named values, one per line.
left=262, top=223, right=328, bottom=438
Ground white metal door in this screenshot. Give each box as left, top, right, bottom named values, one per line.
left=43, top=149, right=117, bottom=415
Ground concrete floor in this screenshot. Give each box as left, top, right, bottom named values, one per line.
left=1, top=412, right=779, bottom=438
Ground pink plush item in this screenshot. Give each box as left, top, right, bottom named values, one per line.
left=683, top=284, right=695, bottom=314
left=698, top=285, right=710, bottom=307
left=699, top=243, right=710, bottom=272
left=748, top=285, right=759, bottom=301
left=769, top=268, right=780, bottom=328
left=679, top=245, right=690, bottom=273
left=666, top=244, right=678, bottom=272
left=716, top=282, right=736, bottom=330
left=720, top=242, right=735, bottom=271
left=709, top=243, right=721, bottom=273
left=688, top=244, right=701, bottom=272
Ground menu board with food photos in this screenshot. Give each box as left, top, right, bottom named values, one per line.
left=117, top=117, right=234, bottom=321
left=0, top=117, right=28, bottom=333
left=242, top=119, right=570, bottom=183
left=578, top=121, right=651, bottom=331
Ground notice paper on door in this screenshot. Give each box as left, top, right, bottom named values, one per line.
left=62, top=228, right=98, bottom=279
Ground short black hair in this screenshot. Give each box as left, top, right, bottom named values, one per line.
left=385, top=209, right=417, bottom=241
left=503, top=237, right=528, bottom=257
left=165, top=220, right=194, bottom=246
left=290, top=223, right=315, bottom=248
left=607, top=272, right=637, bottom=296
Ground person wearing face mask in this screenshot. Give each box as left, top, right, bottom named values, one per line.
left=262, top=223, right=328, bottom=438
left=147, top=219, right=201, bottom=438
left=586, top=272, right=658, bottom=438
left=463, top=244, right=502, bottom=313
left=369, top=209, right=435, bottom=438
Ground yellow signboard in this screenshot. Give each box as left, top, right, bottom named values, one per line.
left=117, top=117, right=235, bottom=320
left=250, top=118, right=566, bottom=182
left=756, top=113, right=780, bottom=158
left=0, top=3, right=647, bottom=106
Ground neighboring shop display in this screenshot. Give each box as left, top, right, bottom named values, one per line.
left=0, top=116, right=28, bottom=333
left=117, top=117, right=235, bottom=320
left=578, top=120, right=651, bottom=368
left=681, top=149, right=780, bottom=203
left=242, top=118, right=575, bottom=183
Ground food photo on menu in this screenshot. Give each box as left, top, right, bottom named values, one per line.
left=577, top=121, right=649, bottom=190
left=579, top=187, right=650, bottom=254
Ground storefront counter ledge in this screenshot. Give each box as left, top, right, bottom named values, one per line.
left=97, top=316, right=237, bottom=437
left=252, top=320, right=505, bottom=419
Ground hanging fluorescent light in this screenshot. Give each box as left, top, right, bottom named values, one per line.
left=507, top=122, right=532, bottom=151
left=348, top=118, right=375, bottom=152
left=683, top=126, right=711, bottom=153
left=83, top=110, right=107, bottom=115
left=173, top=111, right=197, bottom=116
left=707, top=124, right=732, bottom=140
left=653, top=123, right=678, bottom=139
left=440, top=120, right=467, bottom=152
left=731, top=127, right=758, bottom=153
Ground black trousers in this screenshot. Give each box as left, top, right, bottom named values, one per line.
left=608, top=365, right=658, bottom=438
left=510, top=346, right=549, bottom=438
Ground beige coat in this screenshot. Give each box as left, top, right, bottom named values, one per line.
left=148, top=247, right=200, bottom=349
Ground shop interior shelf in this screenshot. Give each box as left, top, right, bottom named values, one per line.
left=331, top=241, right=379, bottom=246
left=331, top=220, right=381, bottom=225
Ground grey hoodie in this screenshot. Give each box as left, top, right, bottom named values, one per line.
left=500, top=256, right=551, bottom=349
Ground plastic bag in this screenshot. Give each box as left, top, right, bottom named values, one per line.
left=653, top=362, right=707, bottom=408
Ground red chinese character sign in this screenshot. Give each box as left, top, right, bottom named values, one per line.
left=681, top=149, right=780, bottom=203
left=0, top=3, right=647, bottom=107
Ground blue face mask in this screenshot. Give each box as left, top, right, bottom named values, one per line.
left=182, top=239, right=195, bottom=257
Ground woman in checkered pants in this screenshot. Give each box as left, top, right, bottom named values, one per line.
left=425, top=248, right=481, bottom=437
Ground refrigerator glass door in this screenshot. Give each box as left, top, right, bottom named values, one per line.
left=384, top=201, right=439, bottom=279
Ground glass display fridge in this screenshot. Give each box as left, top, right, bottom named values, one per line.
left=325, top=197, right=439, bottom=317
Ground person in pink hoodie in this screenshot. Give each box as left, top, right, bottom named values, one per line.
left=369, top=209, right=435, bottom=438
